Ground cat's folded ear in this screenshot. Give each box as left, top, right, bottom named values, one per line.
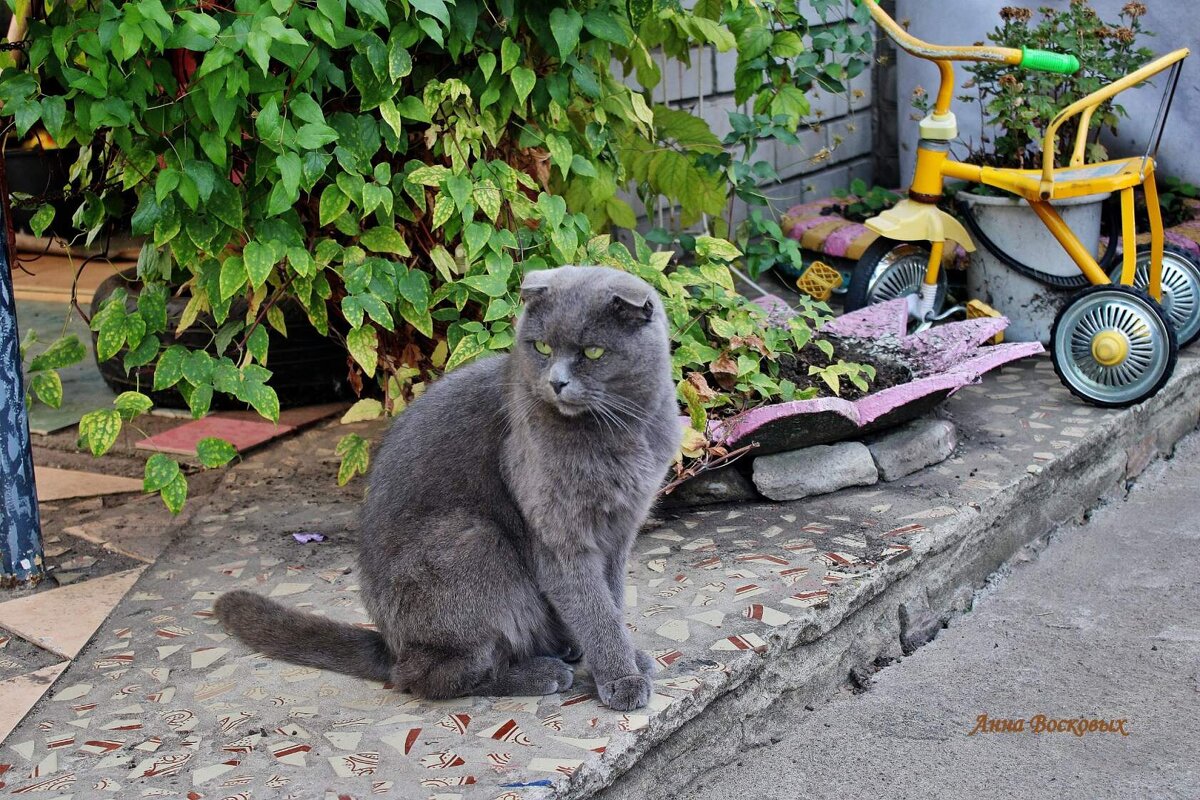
left=610, top=286, right=655, bottom=324
left=520, top=271, right=552, bottom=307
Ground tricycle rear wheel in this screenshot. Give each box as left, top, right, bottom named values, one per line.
left=1050, top=284, right=1177, bottom=408
left=1108, top=244, right=1200, bottom=347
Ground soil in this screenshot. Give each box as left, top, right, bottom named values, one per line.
left=776, top=335, right=917, bottom=402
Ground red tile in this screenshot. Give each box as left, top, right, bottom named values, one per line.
left=220, top=402, right=349, bottom=430
left=135, top=415, right=295, bottom=456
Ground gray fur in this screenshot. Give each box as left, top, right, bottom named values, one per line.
left=214, top=266, right=680, bottom=710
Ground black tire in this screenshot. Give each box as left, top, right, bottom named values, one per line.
left=1049, top=284, right=1178, bottom=409
left=1109, top=243, right=1200, bottom=348
left=90, top=270, right=353, bottom=410
left=845, top=236, right=947, bottom=314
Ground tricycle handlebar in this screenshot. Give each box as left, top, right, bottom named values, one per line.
left=860, top=0, right=1077, bottom=73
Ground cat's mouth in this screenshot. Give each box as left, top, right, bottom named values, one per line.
left=552, top=398, right=590, bottom=418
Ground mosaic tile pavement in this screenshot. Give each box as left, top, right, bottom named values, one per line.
left=1, top=352, right=1196, bottom=799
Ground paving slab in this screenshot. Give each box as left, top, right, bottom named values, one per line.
left=0, top=663, right=69, bottom=744
left=0, top=353, right=1197, bottom=799
left=0, top=569, right=145, bottom=659
left=135, top=415, right=296, bottom=456
left=34, top=466, right=142, bottom=502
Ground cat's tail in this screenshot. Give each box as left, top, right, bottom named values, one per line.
left=213, top=590, right=394, bottom=682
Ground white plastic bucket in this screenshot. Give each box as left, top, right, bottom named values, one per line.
left=963, top=191, right=1109, bottom=344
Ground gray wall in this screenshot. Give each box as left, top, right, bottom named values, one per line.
left=895, top=0, right=1200, bottom=186
left=633, top=2, right=877, bottom=227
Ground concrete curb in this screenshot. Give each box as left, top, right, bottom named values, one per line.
left=587, top=355, right=1200, bottom=800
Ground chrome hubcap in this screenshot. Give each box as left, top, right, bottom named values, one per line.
left=1055, top=291, right=1171, bottom=405
left=867, top=244, right=944, bottom=306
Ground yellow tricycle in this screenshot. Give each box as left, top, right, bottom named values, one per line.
left=850, top=0, right=1193, bottom=408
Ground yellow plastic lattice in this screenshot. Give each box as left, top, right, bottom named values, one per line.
left=966, top=299, right=1005, bottom=345
left=795, top=261, right=843, bottom=302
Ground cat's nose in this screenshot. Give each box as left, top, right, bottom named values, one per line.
left=550, top=378, right=570, bottom=395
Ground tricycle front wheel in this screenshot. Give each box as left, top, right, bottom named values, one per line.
left=1051, top=284, right=1178, bottom=408
left=845, top=237, right=947, bottom=317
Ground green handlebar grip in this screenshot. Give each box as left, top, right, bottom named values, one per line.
left=1021, top=47, right=1080, bottom=74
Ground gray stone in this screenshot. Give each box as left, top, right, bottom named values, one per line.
left=752, top=442, right=878, bottom=501
left=660, top=467, right=759, bottom=507
left=868, top=418, right=957, bottom=481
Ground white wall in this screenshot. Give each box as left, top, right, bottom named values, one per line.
left=894, top=0, right=1200, bottom=186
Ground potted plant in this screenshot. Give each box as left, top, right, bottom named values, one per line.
left=918, top=1, right=1154, bottom=343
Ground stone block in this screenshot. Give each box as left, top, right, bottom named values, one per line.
left=661, top=467, right=759, bottom=507
left=868, top=419, right=958, bottom=482
left=752, top=442, right=878, bottom=501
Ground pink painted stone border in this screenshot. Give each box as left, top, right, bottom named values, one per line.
left=712, top=298, right=1044, bottom=447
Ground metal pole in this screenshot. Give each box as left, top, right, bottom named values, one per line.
left=0, top=153, right=43, bottom=587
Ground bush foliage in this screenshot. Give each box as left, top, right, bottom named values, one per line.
left=3, top=0, right=871, bottom=509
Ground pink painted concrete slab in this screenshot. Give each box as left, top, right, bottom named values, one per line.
left=713, top=297, right=1044, bottom=451
left=135, top=415, right=296, bottom=456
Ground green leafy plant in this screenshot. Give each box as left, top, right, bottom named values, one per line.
left=1138, top=176, right=1200, bottom=229
left=20, top=330, right=86, bottom=409
left=914, top=2, right=1154, bottom=171
left=3, top=0, right=871, bottom=507
left=828, top=178, right=900, bottom=223
left=808, top=359, right=876, bottom=396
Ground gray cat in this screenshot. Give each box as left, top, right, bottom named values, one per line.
left=215, top=265, right=681, bottom=711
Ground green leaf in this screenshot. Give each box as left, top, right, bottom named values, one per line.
left=346, top=325, right=379, bottom=377
left=445, top=334, right=486, bottom=370
left=583, top=10, right=630, bottom=45
left=220, top=255, right=248, bottom=301
left=511, top=67, right=536, bottom=105
left=246, top=325, right=270, bottom=364
left=340, top=398, right=383, bottom=423
left=28, top=335, right=86, bottom=372
left=501, top=38, right=521, bottom=73
left=319, top=185, right=351, bottom=226
left=78, top=409, right=122, bottom=457
left=360, top=226, right=412, bottom=256
left=695, top=236, right=742, bottom=262
left=349, top=0, right=390, bottom=25
left=463, top=273, right=509, bottom=298
left=29, top=371, right=62, bottom=408
left=114, top=391, right=153, bottom=420
left=160, top=471, right=188, bottom=514
left=409, top=0, right=449, bottom=26
left=137, top=285, right=169, bottom=333
left=242, top=381, right=280, bottom=423
left=29, top=204, right=55, bottom=237
left=243, top=242, right=275, bottom=289
left=153, top=345, right=187, bottom=391
left=182, top=350, right=214, bottom=386
left=335, top=433, right=370, bottom=485
left=296, top=123, right=339, bottom=149
left=143, top=453, right=181, bottom=492
left=548, top=8, right=583, bottom=58
left=124, top=334, right=160, bottom=371
left=196, top=437, right=238, bottom=468
left=388, top=39, right=413, bottom=81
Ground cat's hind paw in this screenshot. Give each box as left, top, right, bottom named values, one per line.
left=497, top=657, right=575, bottom=696
left=634, top=649, right=657, bottom=676
left=596, top=673, right=652, bottom=711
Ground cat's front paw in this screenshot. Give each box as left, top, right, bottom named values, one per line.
left=634, top=649, right=657, bottom=676
left=596, top=673, right=652, bottom=711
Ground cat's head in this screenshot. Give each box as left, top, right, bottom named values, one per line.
left=512, top=266, right=671, bottom=418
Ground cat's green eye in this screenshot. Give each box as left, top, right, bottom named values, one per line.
left=534, top=340, right=552, bottom=356
left=584, top=346, right=605, bottom=360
